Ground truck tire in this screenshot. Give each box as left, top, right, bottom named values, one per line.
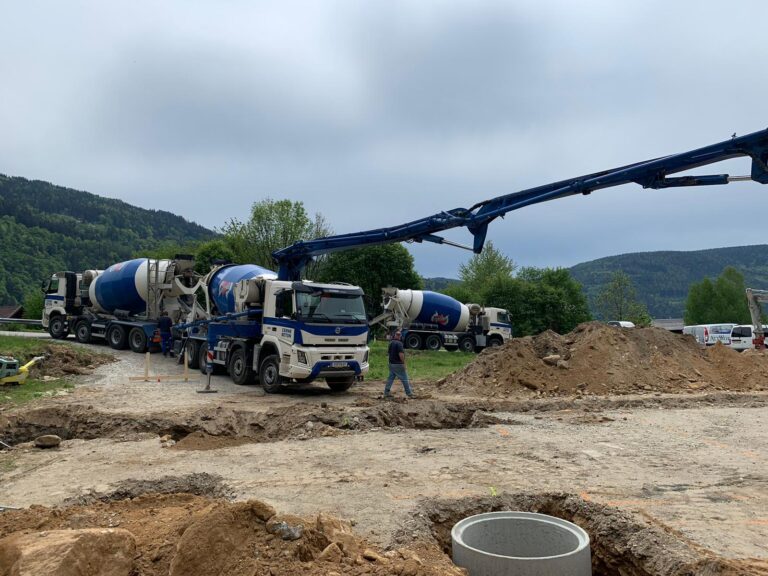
left=229, top=347, right=254, bottom=385
left=488, top=336, right=504, bottom=348
left=196, top=342, right=216, bottom=374
left=404, top=332, right=422, bottom=350
left=107, top=325, right=128, bottom=350
left=259, top=354, right=283, bottom=394
left=458, top=335, right=475, bottom=353
left=74, top=321, right=92, bottom=344
left=326, top=377, right=354, bottom=392
left=425, top=334, right=442, bottom=351
left=186, top=340, right=200, bottom=369
left=48, top=315, right=68, bottom=339
left=129, top=327, right=148, bottom=353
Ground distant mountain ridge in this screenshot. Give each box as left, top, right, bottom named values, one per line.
left=0, top=174, right=215, bottom=305
left=569, top=245, right=768, bottom=318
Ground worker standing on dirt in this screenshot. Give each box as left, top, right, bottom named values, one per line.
left=384, top=331, right=414, bottom=399
left=158, top=311, right=174, bottom=358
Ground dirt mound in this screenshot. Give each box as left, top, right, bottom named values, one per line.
left=439, top=322, right=768, bottom=397
left=0, top=494, right=461, bottom=576
left=19, top=343, right=114, bottom=379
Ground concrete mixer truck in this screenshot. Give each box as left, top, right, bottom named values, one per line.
left=370, top=288, right=512, bottom=352
left=178, top=263, right=369, bottom=392
left=41, top=256, right=206, bottom=351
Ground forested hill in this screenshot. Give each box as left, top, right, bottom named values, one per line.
left=0, top=174, right=215, bottom=305
left=570, top=245, right=768, bottom=318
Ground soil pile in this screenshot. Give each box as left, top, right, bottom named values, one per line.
left=0, top=493, right=462, bottom=576
left=439, top=322, right=768, bottom=397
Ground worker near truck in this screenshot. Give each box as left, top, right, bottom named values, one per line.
left=383, top=331, right=414, bottom=399
left=158, top=312, right=174, bottom=357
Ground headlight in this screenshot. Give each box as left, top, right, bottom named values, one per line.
left=363, top=350, right=369, bottom=363
left=297, top=350, right=307, bottom=365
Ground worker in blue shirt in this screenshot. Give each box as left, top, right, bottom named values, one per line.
left=383, top=330, right=414, bottom=399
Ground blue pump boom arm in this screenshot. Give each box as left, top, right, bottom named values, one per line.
left=272, top=128, right=768, bottom=281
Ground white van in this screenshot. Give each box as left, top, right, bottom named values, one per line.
left=729, top=325, right=768, bottom=351
left=682, top=324, right=736, bottom=346
left=607, top=320, right=635, bottom=328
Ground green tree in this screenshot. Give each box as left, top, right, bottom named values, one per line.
left=458, top=242, right=516, bottom=298
left=596, top=271, right=651, bottom=325
left=317, top=244, right=422, bottom=316
left=22, top=290, right=44, bottom=320
left=684, top=267, right=751, bottom=324
left=194, top=239, right=236, bottom=274
left=484, top=268, right=591, bottom=335
left=219, top=198, right=331, bottom=275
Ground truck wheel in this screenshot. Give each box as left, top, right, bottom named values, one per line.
left=488, top=336, right=504, bottom=348
left=197, top=342, right=224, bottom=375
left=48, top=315, right=68, bottom=339
left=326, top=377, right=354, bottom=392
left=260, top=354, right=283, bottom=394
left=229, top=347, right=254, bottom=385
left=129, top=328, right=148, bottom=353
left=458, top=336, right=475, bottom=353
left=425, top=334, right=442, bottom=351
left=74, top=321, right=91, bottom=344
left=186, top=340, right=200, bottom=369
left=107, top=325, right=128, bottom=349
left=404, top=332, right=422, bottom=350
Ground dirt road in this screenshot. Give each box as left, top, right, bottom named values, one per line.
left=1, top=345, right=767, bottom=573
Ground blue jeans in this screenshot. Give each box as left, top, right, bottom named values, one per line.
left=385, top=363, right=412, bottom=396
left=160, top=332, right=173, bottom=355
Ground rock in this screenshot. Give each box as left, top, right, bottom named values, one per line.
left=362, top=548, right=387, bottom=563
left=542, top=354, right=561, bottom=366
left=266, top=517, right=304, bottom=541
left=248, top=500, right=276, bottom=522
left=0, top=528, right=136, bottom=576
left=41, top=376, right=58, bottom=382
left=304, top=421, right=315, bottom=430
left=556, top=360, right=570, bottom=370
left=34, top=435, right=61, bottom=449
left=318, top=542, right=344, bottom=563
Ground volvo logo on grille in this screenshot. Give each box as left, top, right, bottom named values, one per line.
left=335, top=327, right=342, bottom=335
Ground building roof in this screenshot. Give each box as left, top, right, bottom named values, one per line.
left=651, top=318, right=685, bottom=332
left=0, top=305, right=23, bottom=318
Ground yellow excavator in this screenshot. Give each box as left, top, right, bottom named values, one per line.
left=0, top=355, right=45, bottom=385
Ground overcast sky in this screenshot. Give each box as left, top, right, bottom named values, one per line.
left=1, top=1, right=766, bottom=277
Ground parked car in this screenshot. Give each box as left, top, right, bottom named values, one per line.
left=607, top=320, right=635, bottom=328
left=729, top=324, right=768, bottom=351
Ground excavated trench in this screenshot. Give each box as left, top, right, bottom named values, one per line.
left=404, top=493, right=755, bottom=576
left=0, top=401, right=504, bottom=447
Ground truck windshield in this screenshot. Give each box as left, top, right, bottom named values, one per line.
left=296, top=292, right=366, bottom=324
left=497, top=311, right=511, bottom=324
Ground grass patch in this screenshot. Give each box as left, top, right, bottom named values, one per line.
left=0, top=335, right=109, bottom=406
left=366, top=340, right=475, bottom=381
left=0, top=335, right=52, bottom=357
left=0, top=379, right=75, bottom=406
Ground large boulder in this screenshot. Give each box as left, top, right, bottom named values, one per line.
left=0, top=528, right=136, bottom=576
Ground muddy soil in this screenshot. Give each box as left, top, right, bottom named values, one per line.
left=440, top=322, right=768, bottom=397
left=0, top=484, right=460, bottom=576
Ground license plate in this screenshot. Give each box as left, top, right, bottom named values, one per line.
left=331, top=362, right=348, bottom=368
